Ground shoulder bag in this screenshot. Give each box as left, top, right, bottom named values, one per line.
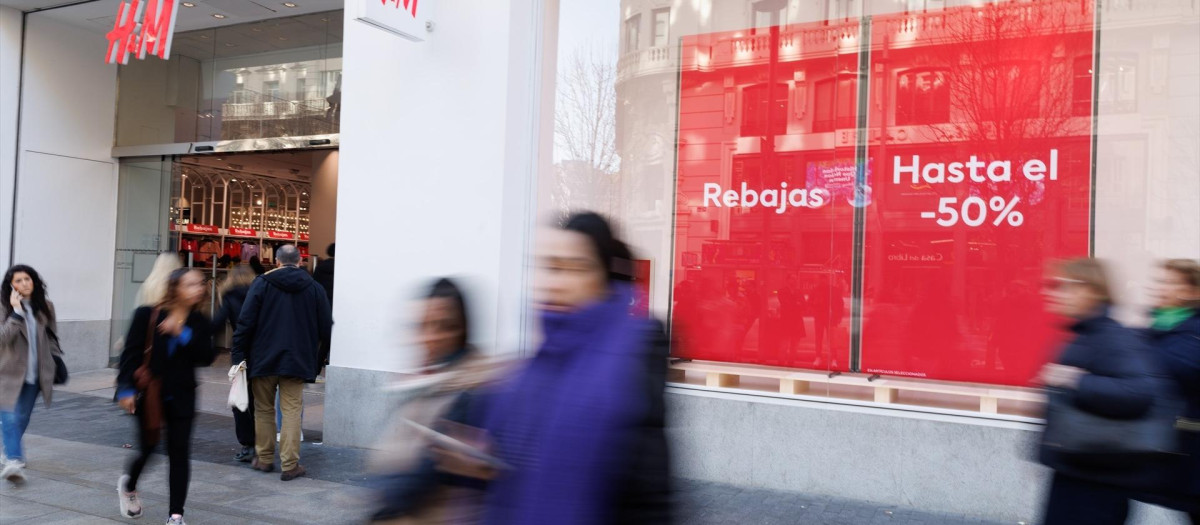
left=132, top=309, right=163, bottom=447
left=46, top=327, right=68, bottom=385
left=1041, top=385, right=1184, bottom=467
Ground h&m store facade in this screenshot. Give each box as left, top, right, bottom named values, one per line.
left=1, top=0, right=1198, bottom=521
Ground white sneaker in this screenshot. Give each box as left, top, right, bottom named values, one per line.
left=2, top=460, right=26, bottom=484
left=166, top=514, right=186, bottom=525
left=118, top=474, right=143, bottom=518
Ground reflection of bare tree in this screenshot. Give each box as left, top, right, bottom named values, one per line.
left=552, top=44, right=621, bottom=220
left=924, top=3, right=1090, bottom=153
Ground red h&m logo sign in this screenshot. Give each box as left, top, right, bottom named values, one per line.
left=382, top=0, right=418, bottom=18
left=105, top=0, right=179, bottom=65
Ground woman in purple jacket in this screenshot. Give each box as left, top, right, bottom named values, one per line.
left=477, top=212, right=672, bottom=525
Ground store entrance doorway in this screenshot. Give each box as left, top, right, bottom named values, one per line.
left=110, top=149, right=338, bottom=439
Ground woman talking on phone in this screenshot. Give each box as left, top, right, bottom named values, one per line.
left=115, top=268, right=215, bottom=525
left=1, top=264, right=63, bottom=485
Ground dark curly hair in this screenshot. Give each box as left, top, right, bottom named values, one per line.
left=2, top=264, right=52, bottom=322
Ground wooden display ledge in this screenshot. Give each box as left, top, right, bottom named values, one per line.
left=668, top=360, right=1044, bottom=415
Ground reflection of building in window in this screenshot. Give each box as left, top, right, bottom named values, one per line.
left=753, top=0, right=787, bottom=31
left=895, top=69, right=949, bottom=125
left=652, top=8, right=670, bottom=48
left=813, top=76, right=856, bottom=132
left=1074, top=54, right=1137, bottom=116
left=1072, top=56, right=1093, bottom=116
left=624, top=14, right=641, bottom=52
left=1095, top=54, right=1137, bottom=114
left=741, top=83, right=789, bottom=136
left=220, top=61, right=341, bottom=140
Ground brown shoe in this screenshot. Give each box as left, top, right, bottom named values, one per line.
left=251, top=458, right=274, bottom=473
left=280, top=465, right=307, bottom=481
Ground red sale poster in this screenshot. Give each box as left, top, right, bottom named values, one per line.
left=670, top=19, right=862, bottom=371
left=858, top=1, right=1094, bottom=386
left=671, top=0, right=1094, bottom=386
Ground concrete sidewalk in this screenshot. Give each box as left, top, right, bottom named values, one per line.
left=0, top=388, right=1022, bottom=525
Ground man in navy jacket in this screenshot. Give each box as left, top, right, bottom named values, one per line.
left=233, top=245, right=332, bottom=481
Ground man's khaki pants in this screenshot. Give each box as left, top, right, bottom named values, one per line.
left=252, top=376, right=304, bottom=471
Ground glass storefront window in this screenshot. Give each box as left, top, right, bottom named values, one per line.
left=545, top=0, right=1200, bottom=415
left=115, top=11, right=343, bottom=146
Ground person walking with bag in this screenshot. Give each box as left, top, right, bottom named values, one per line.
left=1036, top=258, right=1173, bottom=525
left=1, top=265, right=65, bottom=484
left=233, top=245, right=331, bottom=481
left=213, top=264, right=258, bottom=463
left=1140, top=259, right=1200, bottom=521
left=115, top=268, right=215, bottom=525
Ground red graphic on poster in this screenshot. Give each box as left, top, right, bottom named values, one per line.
left=671, top=0, right=1094, bottom=386
left=671, top=18, right=862, bottom=371
left=858, top=1, right=1094, bottom=386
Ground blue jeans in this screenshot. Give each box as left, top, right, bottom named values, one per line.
left=1, top=382, right=40, bottom=461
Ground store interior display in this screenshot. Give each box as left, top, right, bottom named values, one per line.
left=171, top=151, right=333, bottom=270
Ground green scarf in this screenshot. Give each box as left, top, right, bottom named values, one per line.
left=1151, top=307, right=1195, bottom=331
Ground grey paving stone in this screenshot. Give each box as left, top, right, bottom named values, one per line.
left=10, top=391, right=1015, bottom=525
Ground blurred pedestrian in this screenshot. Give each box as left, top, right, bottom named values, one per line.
left=1139, top=259, right=1200, bottom=520
left=213, top=264, right=258, bottom=463
left=1, top=265, right=64, bottom=485
left=369, top=277, right=496, bottom=523
left=249, top=256, right=267, bottom=276
left=1037, top=258, right=1167, bottom=525
left=137, top=253, right=183, bottom=307
left=312, top=243, right=336, bottom=370
left=116, top=268, right=215, bottom=524
left=474, top=212, right=672, bottom=524
left=314, top=243, right=335, bottom=305
left=233, top=245, right=332, bottom=481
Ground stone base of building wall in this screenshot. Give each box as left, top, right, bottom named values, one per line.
left=323, top=365, right=401, bottom=450
left=321, top=366, right=1188, bottom=524
left=667, top=387, right=1189, bottom=524
left=56, top=320, right=110, bottom=373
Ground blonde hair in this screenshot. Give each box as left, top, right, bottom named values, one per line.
left=1163, top=259, right=1200, bottom=309
left=219, top=264, right=257, bottom=299
left=136, top=253, right=183, bottom=307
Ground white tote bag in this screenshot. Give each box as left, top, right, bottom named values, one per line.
left=227, top=361, right=249, bottom=412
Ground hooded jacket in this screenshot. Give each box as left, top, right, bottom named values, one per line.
left=233, top=266, right=332, bottom=381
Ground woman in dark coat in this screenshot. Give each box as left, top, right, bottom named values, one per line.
left=1036, top=258, right=1165, bottom=525
left=116, top=268, right=215, bottom=524
left=213, top=264, right=257, bottom=462
left=473, top=212, right=672, bottom=525
left=1142, top=259, right=1200, bottom=520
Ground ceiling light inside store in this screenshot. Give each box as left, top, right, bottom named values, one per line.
left=182, top=2, right=196, bottom=6
left=212, top=14, right=227, bottom=19
left=283, top=2, right=298, bottom=7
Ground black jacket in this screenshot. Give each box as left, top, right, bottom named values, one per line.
left=1039, top=313, right=1168, bottom=489
left=1146, top=312, right=1200, bottom=499
left=117, top=307, right=216, bottom=412
left=313, top=258, right=335, bottom=304
left=211, top=285, right=250, bottom=334
left=233, top=266, right=332, bottom=381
